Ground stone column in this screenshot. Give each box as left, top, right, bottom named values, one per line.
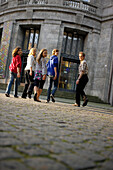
left=0, top=21, right=13, bottom=80
left=85, top=29, right=100, bottom=97
left=38, top=19, right=62, bottom=89
left=104, top=26, right=113, bottom=103
left=93, top=26, right=112, bottom=102
left=38, top=19, right=61, bottom=56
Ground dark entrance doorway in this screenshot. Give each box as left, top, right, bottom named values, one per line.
left=21, top=27, right=40, bottom=83
left=59, top=57, right=80, bottom=91
left=59, top=28, right=86, bottom=91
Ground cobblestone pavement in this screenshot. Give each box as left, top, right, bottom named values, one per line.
left=0, top=93, right=113, bottom=170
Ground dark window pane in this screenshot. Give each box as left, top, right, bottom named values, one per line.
left=34, top=30, right=39, bottom=49
left=71, top=35, right=77, bottom=56
left=23, top=30, right=29, bottom=50
left=59, top=59, right=78, bottom=90
left=76, top=37, right=83, bottom=56
left=28, top=29, right=34, bottom=50
left=61, top=32, right=67, bottom=53
left=66, top=33, right=72, bottom=55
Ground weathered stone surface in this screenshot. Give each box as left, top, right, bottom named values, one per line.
left=0, top=161, right=29, bottom=170
left=23, top=158, right=68, bottom=170
left=0, top=148, right=22, bottom=160
left=0, top=93, right=113, bottom=169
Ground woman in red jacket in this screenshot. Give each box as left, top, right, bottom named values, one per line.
left=5, top=47, right=22, bottom=97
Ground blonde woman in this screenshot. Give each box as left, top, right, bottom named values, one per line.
left=34, top=48, right=47, bottom=102
left=22, top=48, right=36, bottom=99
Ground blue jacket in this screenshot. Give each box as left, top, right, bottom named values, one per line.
left=47, top=55, right=58, bottom=77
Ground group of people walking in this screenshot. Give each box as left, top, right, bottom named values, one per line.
left=5, top=47, right=59, bottom=104
left=5, top=46, right=88, bottom=107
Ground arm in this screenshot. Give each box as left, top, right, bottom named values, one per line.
left=42, top=74, right=46, bottom=80
left=16, top=56, right=21, bottom=78
left=53, top=57, right=58, bottom=80
left=29, top=56, right=34, bottom=76
left=42, top=58, right=47, bottom=80
left=17, top=67, right=20, bottom=78
left=29, top=67, right=32, bottom=76
left=53, top=67, right=57, bottom=80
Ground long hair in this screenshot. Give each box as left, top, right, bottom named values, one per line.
left=52, top=49, right=59, bottom=56
left=36, top=48, right=47, bottom=63
left=28, top=48, right=36, bottom=57
left=12, top=47, right=21, bottom=57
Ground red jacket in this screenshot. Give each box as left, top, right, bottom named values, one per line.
left=9, top=55, right=22, bottom=73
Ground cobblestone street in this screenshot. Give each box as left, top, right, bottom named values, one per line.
left=0, top=93, right=113, bottom=170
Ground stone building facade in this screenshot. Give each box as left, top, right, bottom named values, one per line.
left=0, top=0, right=113, bottom=105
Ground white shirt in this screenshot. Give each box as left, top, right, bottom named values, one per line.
left=25, top=55, right=35, bottom=71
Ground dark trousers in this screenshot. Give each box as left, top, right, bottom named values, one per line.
left=22, top=70, right=34, bottom=96
left=76, top=74, right=88, bottom=106
left=47, top=77, right=58, bottom=101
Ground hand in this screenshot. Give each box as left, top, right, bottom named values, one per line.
left=76, top=79, right=79, bottom=85
left=17, top=72, right=20, bottom=78
left=29, top=72, right=32, bottom=76
left=53, top=75, right=57, bottom=80
left=42, top=75, right=46, bottom=80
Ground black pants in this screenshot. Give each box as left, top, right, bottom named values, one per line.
left=22, top=70, right=34, bottom=96
left=34, top=79, right=45, bottom=89
left=76, top=74, right=88, bottom=106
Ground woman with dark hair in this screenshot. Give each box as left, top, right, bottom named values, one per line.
left=34, top=48, right=47, bottom=102
left=5, top=46, right=22, bottom=98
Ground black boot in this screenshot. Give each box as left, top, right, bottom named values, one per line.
left=21, top=93, right=27, bottom=99
left=34, top=93, right=37, bottom=101
left=82, top=97, right=88, bottom=107
left=28, top=91, right=32, bottom=99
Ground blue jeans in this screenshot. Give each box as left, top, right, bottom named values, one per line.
left=5, top=72, right=20, bottom=97
left=47, top=77, right=58, bottom=101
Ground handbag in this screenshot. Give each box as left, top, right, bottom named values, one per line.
left=34, top=70, right=42, bottom=80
